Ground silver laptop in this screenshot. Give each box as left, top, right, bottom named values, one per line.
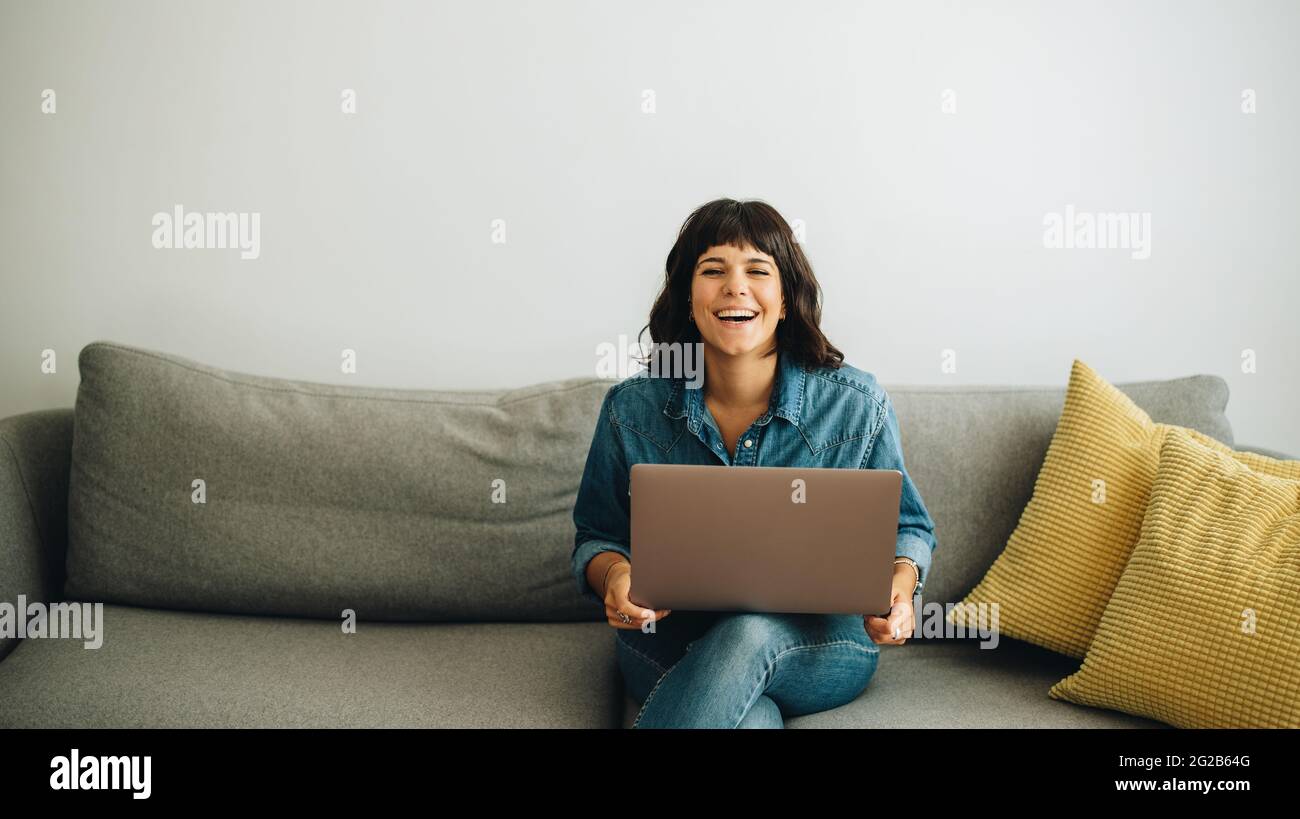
left=629, top=463, right=902, bottom=616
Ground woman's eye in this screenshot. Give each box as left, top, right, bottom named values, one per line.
left=704, top=269, right=768, bottom=275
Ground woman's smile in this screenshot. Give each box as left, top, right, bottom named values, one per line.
left=713, top=308, right=760, bottom=329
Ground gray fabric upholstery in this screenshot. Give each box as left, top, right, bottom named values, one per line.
left=791, top=637, right=1169, bottom=728
left=1235, top=443, right=1295, bottom=461
left=0, top=409, right=73, bottom=663
left=66, top=341, right=609, bottom=621
left=2, top=340, right=1277, bottom=727
left=0, top=605, right=620, bottom=728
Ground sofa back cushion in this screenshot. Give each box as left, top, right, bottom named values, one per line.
left=65, top=341, right=610, bottom=621
left=65, top=341, right=1233, bottom=621
left=886, top=369, right=1231, bottom=607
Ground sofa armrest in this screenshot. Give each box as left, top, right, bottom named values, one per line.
left=0, top=409, right=74, bottom=663
left=1234, top=443, right=1298, bottom=462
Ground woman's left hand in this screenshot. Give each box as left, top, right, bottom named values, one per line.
left=864, top=576, right=916, bottom=645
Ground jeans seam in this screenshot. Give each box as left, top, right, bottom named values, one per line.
left=733, top=638, right=879, bottom=729
left=618, top=634, right=670, bottom=676
left=631, top=649, right=685, bottom=728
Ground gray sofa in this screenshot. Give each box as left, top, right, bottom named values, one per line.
left=0, top=341, right=1291, bottom=728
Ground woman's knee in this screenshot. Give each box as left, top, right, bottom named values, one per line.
left=766, top=640, right=880, bottom=717
left=736, top=694, right=783, bottom=728
left=698, top=612, right=798, bottom=656
left=699, top=611, right=865, bottom=659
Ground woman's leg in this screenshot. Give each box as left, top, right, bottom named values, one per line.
left=735, top=694, right=783, bottom=728
left=617, top=610, right=720, bottom=705
left=631, top=612, right=879, bottom=729
left=617, top=631, right=671, bottom=705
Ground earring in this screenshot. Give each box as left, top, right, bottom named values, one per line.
left=687, top=299, right=694, bottom=322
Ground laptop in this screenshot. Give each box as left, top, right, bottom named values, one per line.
left=628, top=463, right=903, bottom=617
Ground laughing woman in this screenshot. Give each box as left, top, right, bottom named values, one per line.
left=571, top=198, right=937, bottom=728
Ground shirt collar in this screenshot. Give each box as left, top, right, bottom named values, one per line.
left=663, top=346, right=807, bottom=433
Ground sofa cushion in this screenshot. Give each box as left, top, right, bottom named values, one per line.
left=0, top=604, right=621, bottom=728
left=885, top=360, right=1232, bottom=610
left=1049, top=429, right=1300, bottom=727
left=65, top=341, right=613, bottom=621
left=620, top=637, right=1169, bottom=728
left=0, top=409, right=74, bottom=663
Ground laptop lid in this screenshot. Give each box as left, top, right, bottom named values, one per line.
left=629, top=463, right=902, bottom=616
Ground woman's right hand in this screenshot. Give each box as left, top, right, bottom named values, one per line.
left=604, top=561, right=671, bottom=630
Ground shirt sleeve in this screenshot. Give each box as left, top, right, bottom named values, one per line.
left=571, top=385, right=633, bottom=604
left=861, top=386, right=938, bottom=596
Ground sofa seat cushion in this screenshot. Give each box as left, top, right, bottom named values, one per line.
left=0, top=605, right=621, bottom=728
left=620, top=636, right=1170, bottom=728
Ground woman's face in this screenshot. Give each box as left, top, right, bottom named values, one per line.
left=689, top=243, right=785, bottom=357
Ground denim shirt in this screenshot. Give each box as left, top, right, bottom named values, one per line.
left=570, top=347, right=938, bottom=606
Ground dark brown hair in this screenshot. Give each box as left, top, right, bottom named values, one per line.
left=636, top=198, right=845, bottom=372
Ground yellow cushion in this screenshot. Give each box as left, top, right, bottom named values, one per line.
left=1048, top=428, right=1300, bottom=727
left=947, top=359, right=1250, bottom=659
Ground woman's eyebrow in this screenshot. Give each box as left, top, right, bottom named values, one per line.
left=696, top=257, right=773, bottom=268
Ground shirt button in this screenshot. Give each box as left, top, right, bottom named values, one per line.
left=744, top=439, right=753, bottom=448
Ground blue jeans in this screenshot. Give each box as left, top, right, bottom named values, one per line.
left=617, top=610, right=881, bottom=728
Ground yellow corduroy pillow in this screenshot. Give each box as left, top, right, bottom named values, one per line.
left=947, top=359, right=1245, bottom=659
left=1048, top=428, right=1300, bottom=727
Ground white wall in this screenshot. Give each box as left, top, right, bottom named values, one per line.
left=2, top=0, right=1296, bottom=452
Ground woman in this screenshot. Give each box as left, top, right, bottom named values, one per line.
left=571, top=198, right=938, bottom=728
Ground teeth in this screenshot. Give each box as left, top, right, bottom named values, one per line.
left=715, top=309, right=757, bottom=318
